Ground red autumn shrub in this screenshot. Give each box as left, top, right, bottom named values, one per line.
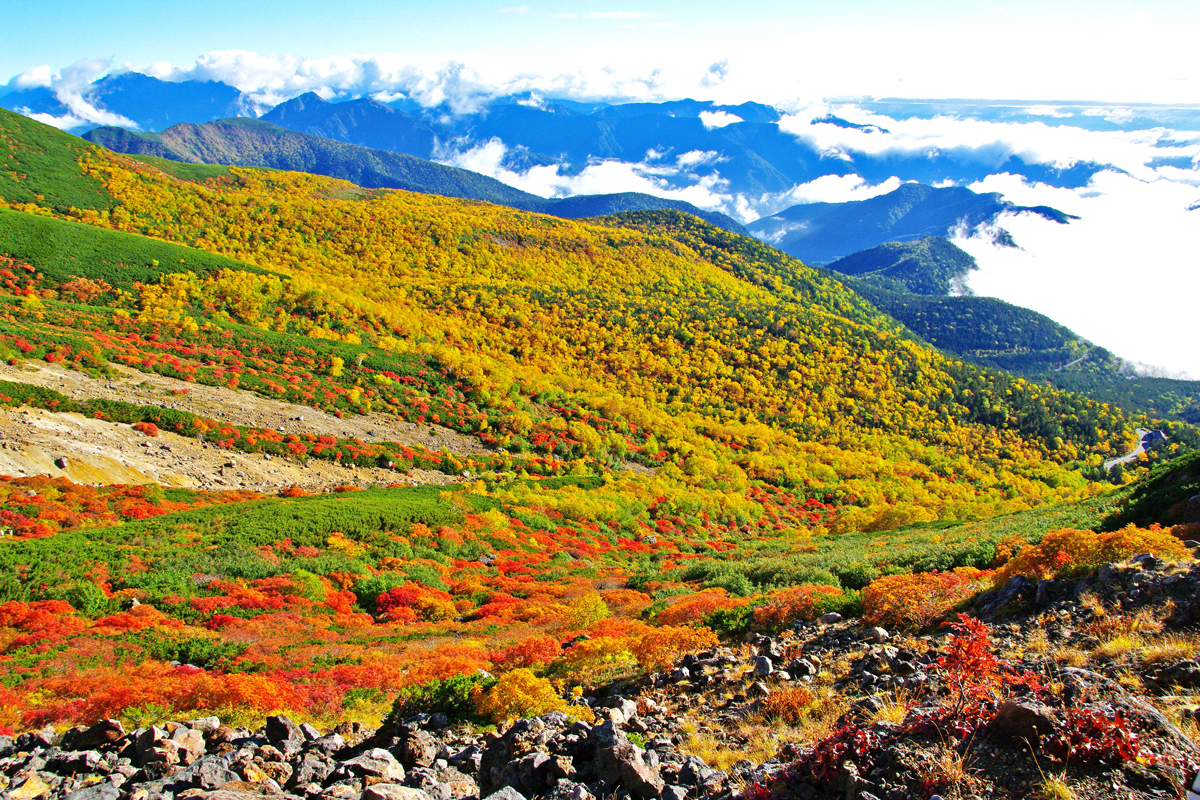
left=131, top=422, right=159, bottom=437
left=376, top=584, right=456, bottom=622
left=490, top=636, right=561, bottom=670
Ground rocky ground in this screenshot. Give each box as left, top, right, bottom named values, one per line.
left=5, top=555, right=1200, bottom=800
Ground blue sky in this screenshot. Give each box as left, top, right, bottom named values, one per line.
left=4, top=0, right=1199, bottom=103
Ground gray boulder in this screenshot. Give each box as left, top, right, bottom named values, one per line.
left=396, top=728, right=440, bottom=770
left=264, top=715, right=305, bottom=755
left=592, top=722, right=664, bottom=800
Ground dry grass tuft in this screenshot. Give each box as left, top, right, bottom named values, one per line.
left=760, top=686, right=816, bottom=724
left=1022, top=628, right=1050, bottom=655
left=922, top=744, right=968, bottom=790
left=1051, top=646, right=1088, bottom=667
left=867, top=690, right=914, bottom=726
left=1140, top=634, right=1200, bottom=666
left=1082, top=607, right=1163, bottom=640
left=1036, top=775, right=1076, bottom=799
left=1092, top=634, right=1142, bottom=660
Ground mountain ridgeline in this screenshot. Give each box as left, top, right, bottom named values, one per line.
left=825, top=236, right=978, bottom=295
left=82, top=118, right=748, bottom=233
left=4, top=72, right=1117, bottom=196
left=748, top=183, right=1077, bottom=264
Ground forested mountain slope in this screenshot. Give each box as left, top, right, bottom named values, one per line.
left=83, top=118, right=747, bottom=233
left=822, top=236, right=1200, bottom=424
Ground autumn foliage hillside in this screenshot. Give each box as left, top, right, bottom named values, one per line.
left=0, top=107, right=1195, bottom=733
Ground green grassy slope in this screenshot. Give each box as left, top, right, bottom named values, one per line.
left=0, top=109, right=115, bottom=212
left=0, top=207, right=272, bottom=290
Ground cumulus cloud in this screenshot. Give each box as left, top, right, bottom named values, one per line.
left=5, top=65, right=52, bottom=91
left=6, top=59, right=138, bottom=130
left=699, top=110, right=741, bottom=129
left=954, top=171, right=1200, bottom=378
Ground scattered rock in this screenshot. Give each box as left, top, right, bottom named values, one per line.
left=865, top=627, right=890, bottom=643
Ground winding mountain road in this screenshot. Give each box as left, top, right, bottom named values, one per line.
left=1104, top=428, right=1155, bottom=471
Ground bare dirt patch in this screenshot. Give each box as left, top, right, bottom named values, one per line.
left=0, top=360, right=490, bottom=455
left=0, top=405, right=462, bottom=492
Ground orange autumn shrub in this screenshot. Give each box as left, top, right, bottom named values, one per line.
left=631, top=625, right=718, bottom=672
left=995, top=525, right=1192, bottom=584
left=599, top=588, right=652, bottom=616
left=0, top=684, right=21, bottom=735
left=760, top=685, right=817, bottom=723
left=655, top=589, right=746, bottom=626
left=753, top=584, right=843, bottom=630
left=20, top=663, right=305, bottom=728
left=862, top=567, right=990, bottom=630
left=131, top=421, right=159, bottom=437
left=474, top=668, right=594, bottom=724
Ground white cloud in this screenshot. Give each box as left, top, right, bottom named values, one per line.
left=675, top=150, right=723, bottom=168
left=778, top=102, right=1200, bottom=179
left=1020, top=106, right=1073, bottom=119
left=6, top=59, right=138, bottom=130
left=7, top=65, right=52, bottom=90
left=435, top=137, right=734, bottom=212
left=498, top=5, right=529, bottom=13
left=955, top=171, right=1200, bottom=378
left=701, top=60, right=729, bottom=88
left=762, top=174, right=903, bottom=209
left=699, top=110, right=742, bottom=129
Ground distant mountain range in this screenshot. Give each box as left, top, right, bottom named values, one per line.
left=2, top=72, right=1116, bottom=202
left=82, top=118, right=748, bottom=232
left=0, top=72, right=252, bottom=131
left=747, top=183, right=1077, bottom=265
